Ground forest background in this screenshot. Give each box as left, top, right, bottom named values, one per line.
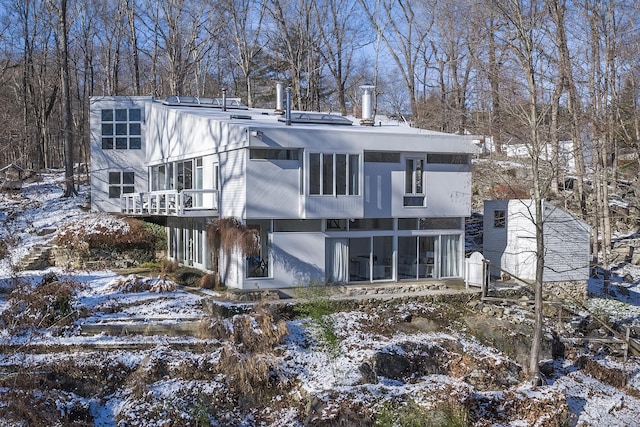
left=0, top=0, right=638, bottom=259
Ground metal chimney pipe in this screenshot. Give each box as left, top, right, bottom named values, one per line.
left=275, top=82, right=285, bottom=115
left=360, top=83, right=375, bottom=126
left=222, top=88, right=227, bottom=112
left=285, top=87, right=292, bottom=126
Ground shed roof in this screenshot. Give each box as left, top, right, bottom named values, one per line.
left=0, top=163, right=24, bottom=173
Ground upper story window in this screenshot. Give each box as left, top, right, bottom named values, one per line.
left=101, top=108, right=142, bottom=150
left=404, top=158, right=425, bottom=207
left=250, top=148, right=300, bottom=160
left=309, top=153, right=359, bottom=196
left=494, top=210, right=506, bottom=228
left=364, top=151, right=400, bottom=163
left=108, top=171, right=134, bottom=198
left=427, top=153, right=470, bottom=164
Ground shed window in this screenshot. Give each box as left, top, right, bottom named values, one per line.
left=494, top=210, right=506, bottom=228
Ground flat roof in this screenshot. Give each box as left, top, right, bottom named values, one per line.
left=151, top=99, right=475, bottom=138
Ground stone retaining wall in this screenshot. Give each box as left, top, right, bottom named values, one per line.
left=52, top=247, right=156, bottom=270
left=544, top=280, right=587, bottom=303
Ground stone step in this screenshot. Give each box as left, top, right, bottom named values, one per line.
left=17, top=246, right=53, bottom=271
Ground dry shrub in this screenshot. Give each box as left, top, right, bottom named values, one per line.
left=493, top=183, right=529, bottom=199
left=578, top=356, right=628, bottom=389
left=160, top=257, right=178, bottom=274
left=204, top=305, right=289, bottom=408
left=470, top=389, right=569, bottom=426
left=0, top=239, right=8, bottom=259
left=110, top=275, right=177, bottom=293
left=201, top=305, right=288, bottom=352
left=0, top=389, right=93, bottom=426
left=207, top=218, right=260, bottom=258
left=217, top=345, right=273, bottom=396
left=55, top=216, right=159, bottom=251
left=126, top=354, right=170, bottom=399
left=198, top=273, right=219, bottom=290
left=0, top=274, right=81, bottom=334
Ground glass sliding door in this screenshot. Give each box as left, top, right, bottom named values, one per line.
left=349, top=237, right=371, bottom=281
left=372, top=236, right=392, bottom=280
left=440, top=234, right=461, bottom=277
left=418, top=236, right=436, bottom=278
left=398, top=236, right=435, bottom=279
left=326, top=238, right=349, bottom=284
left=398, top=237, right=418, bottom=279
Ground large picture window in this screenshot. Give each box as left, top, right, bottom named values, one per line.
left=309, top=153, right=359, bottom=196
left=108, top=171, right=135, bottom=198
left=101, top=108, right=142, bottom=150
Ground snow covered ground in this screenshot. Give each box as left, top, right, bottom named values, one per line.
left=1, top=172, right=640, bottom=426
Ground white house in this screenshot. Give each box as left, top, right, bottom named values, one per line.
left=483, top=199, right=590, bottom=283
left=90, top=89, right=479, bottom=290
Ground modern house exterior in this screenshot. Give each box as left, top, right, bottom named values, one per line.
left=89, top=91, right=479, bottom=289
left=483, top=199, right=591, bottom=283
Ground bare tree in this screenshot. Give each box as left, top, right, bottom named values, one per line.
left=143, top=0, right=215, bottom=96
left=51, top=0, right=77, bottom=196
left=490, top=0, right=551, bottom=386
left=312, top=0, right=363, bottom=115
left=265, top=0, right=319, bottom=110
left=223, top=0, right=266, bottom=107
left=356, top=0, right=433, bottom=120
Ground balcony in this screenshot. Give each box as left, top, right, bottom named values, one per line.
left=120, top=189, right=219, bottom=217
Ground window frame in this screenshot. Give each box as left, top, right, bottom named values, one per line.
left=308, top=152, right=360, bottom=196
left=404, top=157, right=426, bottom=207
left=100, top=107, right=143, bottom=150
left=108, top=171, right=135, bottom=198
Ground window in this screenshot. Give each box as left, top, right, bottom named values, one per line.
left=108, top=171, right=135, bottom=198
left=151, top=164, right=172, bottom=191
left=364, top=151, right=401, bottom=163
left=274, top=219, right=322, bottom=232
left=309, top=153, right=359, bottom=196
left=494, top=210, right=506, bottom=228
left=419, top=218, right=461, bottom=230
left=349, top=218, right=393, bottom=230
left=177, top=160, right=193, bottom=190
left=427, top=153, right=470, bottom=164
left=246, top=220, right=270, bottom=278
left=404, top=158, right=425, bottom=207
left=101, top=108, right=142, bottom=150
left=250, top=148, right=300, bottom=160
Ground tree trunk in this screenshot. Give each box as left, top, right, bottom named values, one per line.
left=58, top=0, right=76, bottom=197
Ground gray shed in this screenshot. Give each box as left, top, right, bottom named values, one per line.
left=483, top=199, right=590, bottom=282
left=0, top=163, right=24, bottom=190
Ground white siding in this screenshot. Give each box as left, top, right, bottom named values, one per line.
left=392, top=169, right=472, bottom=218
left=364, top=162, right=395, bottom=217
left=543, top=202, right=591, bottom=281
left=218, top=150, right=247, bottom=218
left=89, top=96, right=152, bottom=212
left=246, top=157, right=301, bottom=218
left=241, top=232, right=325, bottom=289
left=483, top=199, right=590, bottom=282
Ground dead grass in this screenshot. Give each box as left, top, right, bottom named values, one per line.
left=199, top=303, right=290, bottom=409
left=55, top=217, right=161, bottom=251
left=109, top=275, right=177, bottom=293
left=0, top=274, right=82, bottom=334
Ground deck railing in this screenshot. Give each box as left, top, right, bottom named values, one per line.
left=120, top=189, right=218, bottom=216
